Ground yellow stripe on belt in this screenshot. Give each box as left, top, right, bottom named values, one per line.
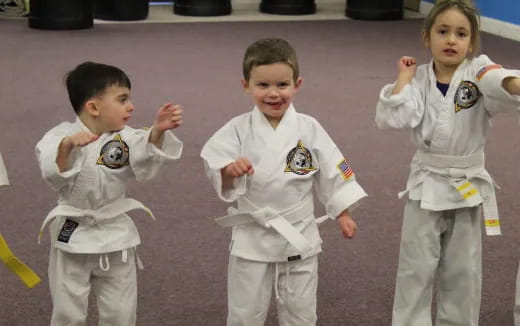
left=0, top=234, right=41, bottom=288
left=456, top=181, right=478, bottom=199
left=485, top=219, right=500, bottom=227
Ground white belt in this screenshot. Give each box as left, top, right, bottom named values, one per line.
left=38, top=198, right=155, bottom=243
left=400, top=150, right=500, bottom=236
left=215, top=197, right=330, bottom=256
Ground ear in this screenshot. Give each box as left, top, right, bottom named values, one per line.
left=84, top=99, right=100, bottom=117
left=294, top=77, right=302, bottom=91
left=241, top=78, right=250, bottom=92
left=422, top=30, right=430, bottom=48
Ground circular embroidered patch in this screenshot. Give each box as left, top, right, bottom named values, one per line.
left=284, top=140, right=317, bottom=175
left=454, top=80, right=480, bottom=112
left=97, top=135, right=129, bottom=169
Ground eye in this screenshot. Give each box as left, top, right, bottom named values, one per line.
left=458, top=31, right=468, bottom=37
left=256, top=82, right=268, bottom=88
left=278, top=82, right=289, bottom=88
left=438, top=28, right=447, bottom=35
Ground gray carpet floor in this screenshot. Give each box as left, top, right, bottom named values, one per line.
left=1, top=17, right=520, bottom=325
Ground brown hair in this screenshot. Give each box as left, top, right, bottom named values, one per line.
left=423, top=0, right=480, bottom=56
left=242, top=38, right=299, bottom=82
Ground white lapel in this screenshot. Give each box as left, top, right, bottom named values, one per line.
left=427, top=59, right=469, bottom=98
left=248, top=104, right=299, bottom=180
left=428, top=59, right=469, bottom=150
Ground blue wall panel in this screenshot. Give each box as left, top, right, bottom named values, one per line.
left=423, top=0, right=520, bottom=25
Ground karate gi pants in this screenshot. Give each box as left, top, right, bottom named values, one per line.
left=227, top=255, right=318, bottom=326
left=392, top=200, right=482, bottom=326
left=49, top=248, right=137, bottom=326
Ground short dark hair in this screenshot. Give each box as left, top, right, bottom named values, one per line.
left=242, top=38, right=299, bottom=83
left=65, top=61, right=131, bottom=114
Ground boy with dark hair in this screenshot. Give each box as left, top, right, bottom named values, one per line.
left=201, top=38, right=367, bottom=325
left=36, top=61, right=184, bottom=325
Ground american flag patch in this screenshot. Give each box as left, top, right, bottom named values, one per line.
left=337, top=158, right=354, bottom=180
left=476, top=64, right=502, bottom=81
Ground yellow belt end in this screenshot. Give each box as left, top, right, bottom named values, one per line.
left=0, top=235, right=41, bottom=288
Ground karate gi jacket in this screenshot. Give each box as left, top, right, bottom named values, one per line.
left=201, top=104, right=367, bottom=262
left=36, top=118, right=183, bottom=253
left=375, top=55, right=520, bottom=231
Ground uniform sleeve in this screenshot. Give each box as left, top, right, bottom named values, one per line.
left=474, top=55, right=520, bottom=116
left=0, top=152, right=10, bottom=187
left=311, top=121, right=367, bottom=219
left=35, top=123, right=83, bottom=192
left=200, top=119, right=247, bottom=202
left=375, top=79, right=425, bottom=130
left=125, top=128, right=183, bottom=182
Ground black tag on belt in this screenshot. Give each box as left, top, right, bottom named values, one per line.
left=288, top=255, right=301, bottom=261
left=57, top=219, right=78, bottom=243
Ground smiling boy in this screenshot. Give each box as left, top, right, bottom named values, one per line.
left=201, top=38, right=367, bottom=326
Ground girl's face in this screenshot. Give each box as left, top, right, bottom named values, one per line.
left=425, top=7, right=473, bottom=71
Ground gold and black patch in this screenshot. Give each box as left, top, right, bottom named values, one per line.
left=284, top=140, right=317, bottom=175
left=97, top=134, right=129, bottom=169
left=454, top=80, right=480, bottom=113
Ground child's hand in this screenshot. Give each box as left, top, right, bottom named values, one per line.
left=222, top=157, right=254, bottom=178
left=153, top=103, right=183, bottom=132
left=392, top=56, right=417, bottom=95
left=61, top=131, right=99, bottom=150
left=397, top=56, right=417, bottom=77
left=57, top=131, right=98, bottom=172
left=337, top=211, right=357, bottom=239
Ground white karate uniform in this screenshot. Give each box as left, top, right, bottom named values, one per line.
left=0, top=152, right=9, bottom=187
left=201, top=104, right=367, bottom=326
left=375, top=55, right=520, bottom=326
left=36, top=117, right=183, bottom=326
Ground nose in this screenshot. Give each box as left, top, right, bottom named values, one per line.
left=127, top=101, right=135, bottom=112
left=267, top=87, right=279, bottom=97
left=447, top=32, right=456, bottom=44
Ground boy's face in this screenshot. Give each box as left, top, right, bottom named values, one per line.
left=242, top=63, right=301, bottom=127
left=88, top=85, right=134, bottom=133
left=425, top=8, right=473, bottom=71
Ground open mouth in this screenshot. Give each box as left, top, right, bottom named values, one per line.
left=443, top=48, right=457, bottom=55
left=265, top=101, right=283, bottom=109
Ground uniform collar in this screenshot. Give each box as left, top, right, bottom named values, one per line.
left=252, top=103, right=297, bottom=132
left=74, top=117, right=93, bottom=133
left=428, top=58, right=469, bottom=96
left=251, top=104, right=298, bottom=154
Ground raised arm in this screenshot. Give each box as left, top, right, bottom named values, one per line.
left=476, top=55, right=520, bottom=115
left=375, top=56, right=425, bottom=130
left=392, top=56, right=417, bottom=95
left=149, top=103, right=183, bottom=148
left=35, top=124, right=92, bottom=192
left=56, top=131, right=98, bottom=172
